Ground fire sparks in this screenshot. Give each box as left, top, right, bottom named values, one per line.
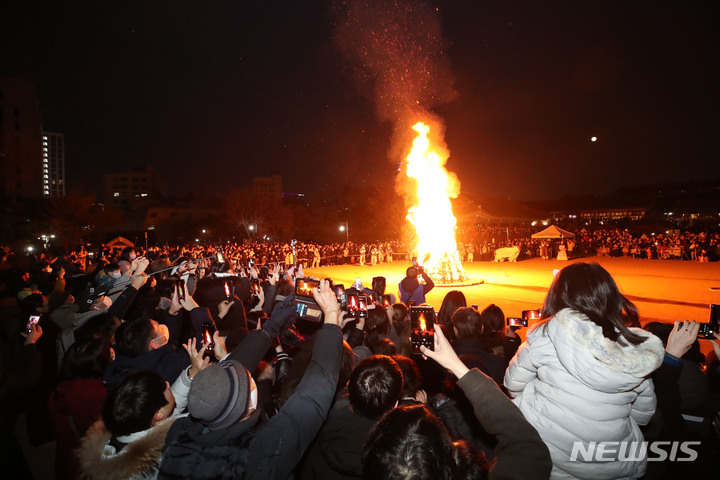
left=405, top=121, right=466, bottom=283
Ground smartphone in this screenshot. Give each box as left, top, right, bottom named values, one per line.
left=357, top=295, right=368, bottom=319
left=295, top=277, right=321, bottom=298
left=506, top=317, right=528, bottom=328
left=382, top=294, right=392, bottom=308
left=251, top=278, right=261, bottom=295
left=410, top=306, right=435, bottom=353
left=342, top=292, right=359, bottom=316
left=177, top=280, right=187, bottom=301
left=365, top=292, right=377, bottom=304
left=216, top=251, right=225, bottom=264
left=522, top=309, right=542, bottom=321
left=201, top=321, right=216, bottom=353
left=26, top=314, right=41, bottom=333
left=471, top=304, right=478, bottom=310
left=223, top=281, right=233, bottom=299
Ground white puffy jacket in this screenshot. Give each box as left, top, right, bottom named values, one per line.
left=504, top=308, right=664, bottom=480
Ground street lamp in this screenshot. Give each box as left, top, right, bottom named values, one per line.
left=339, top=221, right=349, bottom=243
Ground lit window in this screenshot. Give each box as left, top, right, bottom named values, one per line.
left=114, top=192, right=120, bottom=197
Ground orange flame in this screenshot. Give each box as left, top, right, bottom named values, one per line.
left=224, top=283, right=231, bottom=297
left=204, top=329, right=213, bottom=345
left=406, top=121, right=466, bottom=283
left=418, top=312, right=427, bottom=332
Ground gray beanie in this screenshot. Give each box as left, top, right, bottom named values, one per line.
left=188, top=360, right=251, bottom=430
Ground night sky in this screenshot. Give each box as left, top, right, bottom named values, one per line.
left=2, top=1, right=718, bottom=202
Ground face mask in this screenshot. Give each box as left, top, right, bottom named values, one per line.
left=129, top=253, right=137, bottom=260
left=159, top=298, right=172, bottom=310
left=249, top=380, right=258, bottom=412
left=109, top=271, right=121, bottom=279
left=150, top=324, right=170, bottom=349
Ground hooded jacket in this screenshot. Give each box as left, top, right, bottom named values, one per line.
left=78, top=418, right=177, bottom=480
left=504, top=308, right=665, bottom=480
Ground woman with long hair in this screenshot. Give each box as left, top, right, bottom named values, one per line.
left=504, top=262, right=664, bottom=479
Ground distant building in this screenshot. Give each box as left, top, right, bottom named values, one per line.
left=0, top=75, right=43, bottom=200
left=42, top=132, right=65, bottom=197
left=103, top=166, right=165, bottom=210
left=252, top=174, right=282, bottom=199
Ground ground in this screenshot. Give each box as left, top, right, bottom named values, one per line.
left=306, top=256, right=720, bottom=354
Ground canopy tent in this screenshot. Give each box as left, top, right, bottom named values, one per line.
left=107, top=236, right=135, bottom=249
left=531, top=225, right=575, bottom=239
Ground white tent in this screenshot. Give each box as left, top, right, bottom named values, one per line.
left=531, top=225, right=575, bottom=239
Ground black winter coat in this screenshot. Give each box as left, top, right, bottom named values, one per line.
left=158, top=324, right=343, bottom=480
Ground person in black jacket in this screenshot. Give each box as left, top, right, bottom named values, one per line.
left=158, top=281, right=343, bottom=480
left=451, top=307, right=507, bottom=384
left=299, top=355, right=403, bottom=479
left=362, top=324, right=552, bottom=480
left=102, top=289, right=204, bottom=390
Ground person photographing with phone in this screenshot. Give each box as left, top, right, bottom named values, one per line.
left=360, top=323, right=552, bottom=480
left=398, top=265, right=435, bottom=306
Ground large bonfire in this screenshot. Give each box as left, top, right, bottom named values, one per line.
left=405, top=121, right=467, bottom=284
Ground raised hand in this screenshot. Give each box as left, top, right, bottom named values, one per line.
left=183, top=337, right=211, bottom=378
left=420, top=324, right=469, bottom=380
left=312, top=279, right=339, bottom=325
left=666, top=320, right=700, bottom=358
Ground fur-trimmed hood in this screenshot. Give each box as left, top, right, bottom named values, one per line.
left=545, top=309, right=664, bottom=380
left=505, top=308, right=664, bottom=479
left=78, top=418, right=177, bottom=480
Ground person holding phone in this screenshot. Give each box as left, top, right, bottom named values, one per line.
left=158, top=283, right=344, bottom=480
left=361, top=324, right=552, bottom=480
left=398, top=265, right=435, bottom=306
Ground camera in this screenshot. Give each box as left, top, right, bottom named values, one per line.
left=410, top=306, right=435, bottom=353
left=292, top=277, right=323, bottom=322
left=522, top=309, right=542, bottom=321
left=295, top=277, right=321, bottom=298
left=506, top=317, right=528, bottom=328
left=341, top=292, right=359, bottom=316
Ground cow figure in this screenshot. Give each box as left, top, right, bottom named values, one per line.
left=493, top=245, right=520, bottom=262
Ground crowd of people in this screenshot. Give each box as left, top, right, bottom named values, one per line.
left=463, top=225, right=720, bottom=262
left=1, top=232, right=720, bottom=479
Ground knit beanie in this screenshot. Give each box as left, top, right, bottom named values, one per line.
left=188, top=360, right=251, bottom=430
